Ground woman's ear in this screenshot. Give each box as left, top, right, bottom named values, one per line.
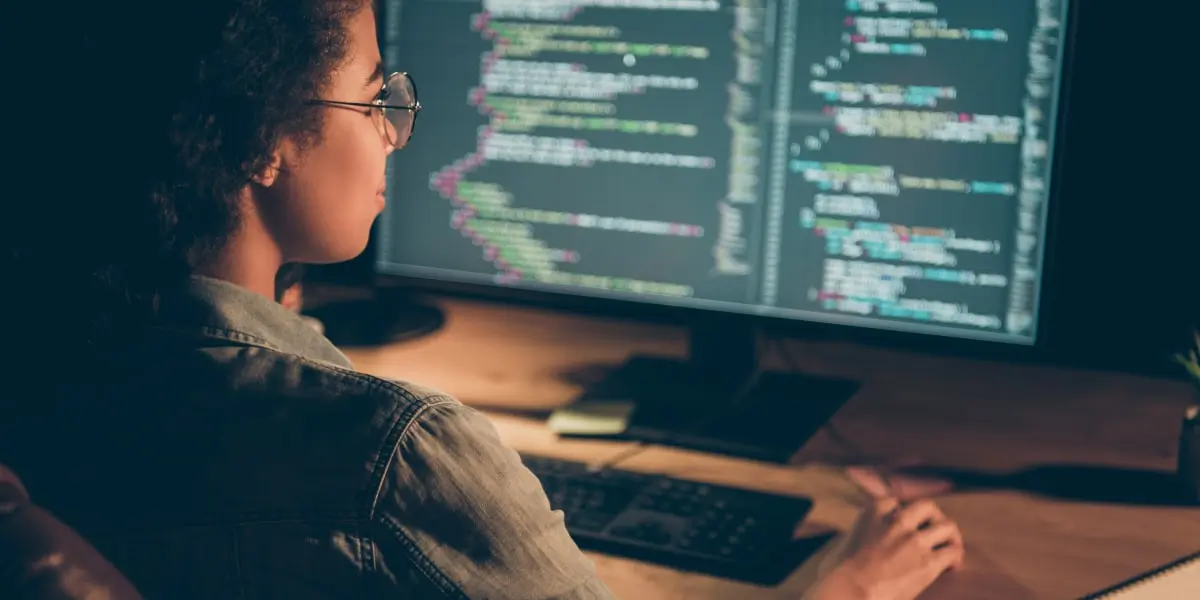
left=253, top=134, right=304, bottom=187
left=252, top=152, right=284, bottom=187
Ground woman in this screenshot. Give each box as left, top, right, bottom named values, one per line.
left=1, top=1, right=962, bottom=598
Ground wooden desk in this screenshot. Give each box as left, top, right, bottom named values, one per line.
left=336, top=296, right=1200, bottom=599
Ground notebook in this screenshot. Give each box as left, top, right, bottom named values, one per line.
left=1080, top=549, right=1200, bottom=599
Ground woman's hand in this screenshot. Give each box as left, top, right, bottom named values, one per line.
left=807, top=497, right=965, bottom=600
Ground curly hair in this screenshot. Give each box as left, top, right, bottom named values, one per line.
left=5, top=0, right=368, bottom=354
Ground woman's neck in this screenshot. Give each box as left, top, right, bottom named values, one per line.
left=194, top=231, right=283, bottom=302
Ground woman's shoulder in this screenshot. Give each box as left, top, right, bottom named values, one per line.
left=200, top=343, right=464, bottom=439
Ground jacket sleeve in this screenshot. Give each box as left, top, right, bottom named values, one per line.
left=370, top=400, right=617, bottom=599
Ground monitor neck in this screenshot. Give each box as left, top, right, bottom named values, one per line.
left=688, top=319, right=759, bottom=390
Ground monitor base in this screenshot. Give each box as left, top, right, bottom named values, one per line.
left=581, top=355, right=859, bottom=463
left=303, top=293, right=445, bottom=347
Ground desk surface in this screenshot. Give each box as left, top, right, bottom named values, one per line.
left=331, top=293, right=1200, bottom=600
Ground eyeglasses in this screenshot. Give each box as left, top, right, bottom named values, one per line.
left=308, top=72, right=420, bottom=150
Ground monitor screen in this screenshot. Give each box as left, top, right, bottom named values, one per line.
left=375, top=0, right=1072, bottom=345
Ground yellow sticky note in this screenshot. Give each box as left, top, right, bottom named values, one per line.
left=547, top=399, right=635, bottom=437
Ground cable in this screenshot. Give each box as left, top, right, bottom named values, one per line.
left=587, top=441, right=650, bottom=472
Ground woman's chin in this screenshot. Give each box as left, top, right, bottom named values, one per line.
left=299, top=234, right=372, bottom=265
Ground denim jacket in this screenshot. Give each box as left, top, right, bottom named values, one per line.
left=0, top=276, right=614, bottom=599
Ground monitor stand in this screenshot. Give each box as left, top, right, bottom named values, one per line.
left=578, top=320, right=860, bottom=463
left=303, top=287, right=445, bottom=347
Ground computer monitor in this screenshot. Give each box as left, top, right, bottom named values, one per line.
left=371, top=0, right=1076, bottom=460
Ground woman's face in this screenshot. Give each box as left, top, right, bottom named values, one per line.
left=258, top=5, right=394, bottom=265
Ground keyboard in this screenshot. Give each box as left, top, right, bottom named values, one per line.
left=520, top=454, right=829, bottom=585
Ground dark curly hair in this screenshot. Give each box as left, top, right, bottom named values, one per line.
left=4, top=0, right=368, bottom=356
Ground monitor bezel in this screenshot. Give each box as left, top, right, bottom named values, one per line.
left=369, top=0, right=1082, bottom=366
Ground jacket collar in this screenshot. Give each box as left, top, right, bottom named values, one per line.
left=150, top=275, right=353, bottom=369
